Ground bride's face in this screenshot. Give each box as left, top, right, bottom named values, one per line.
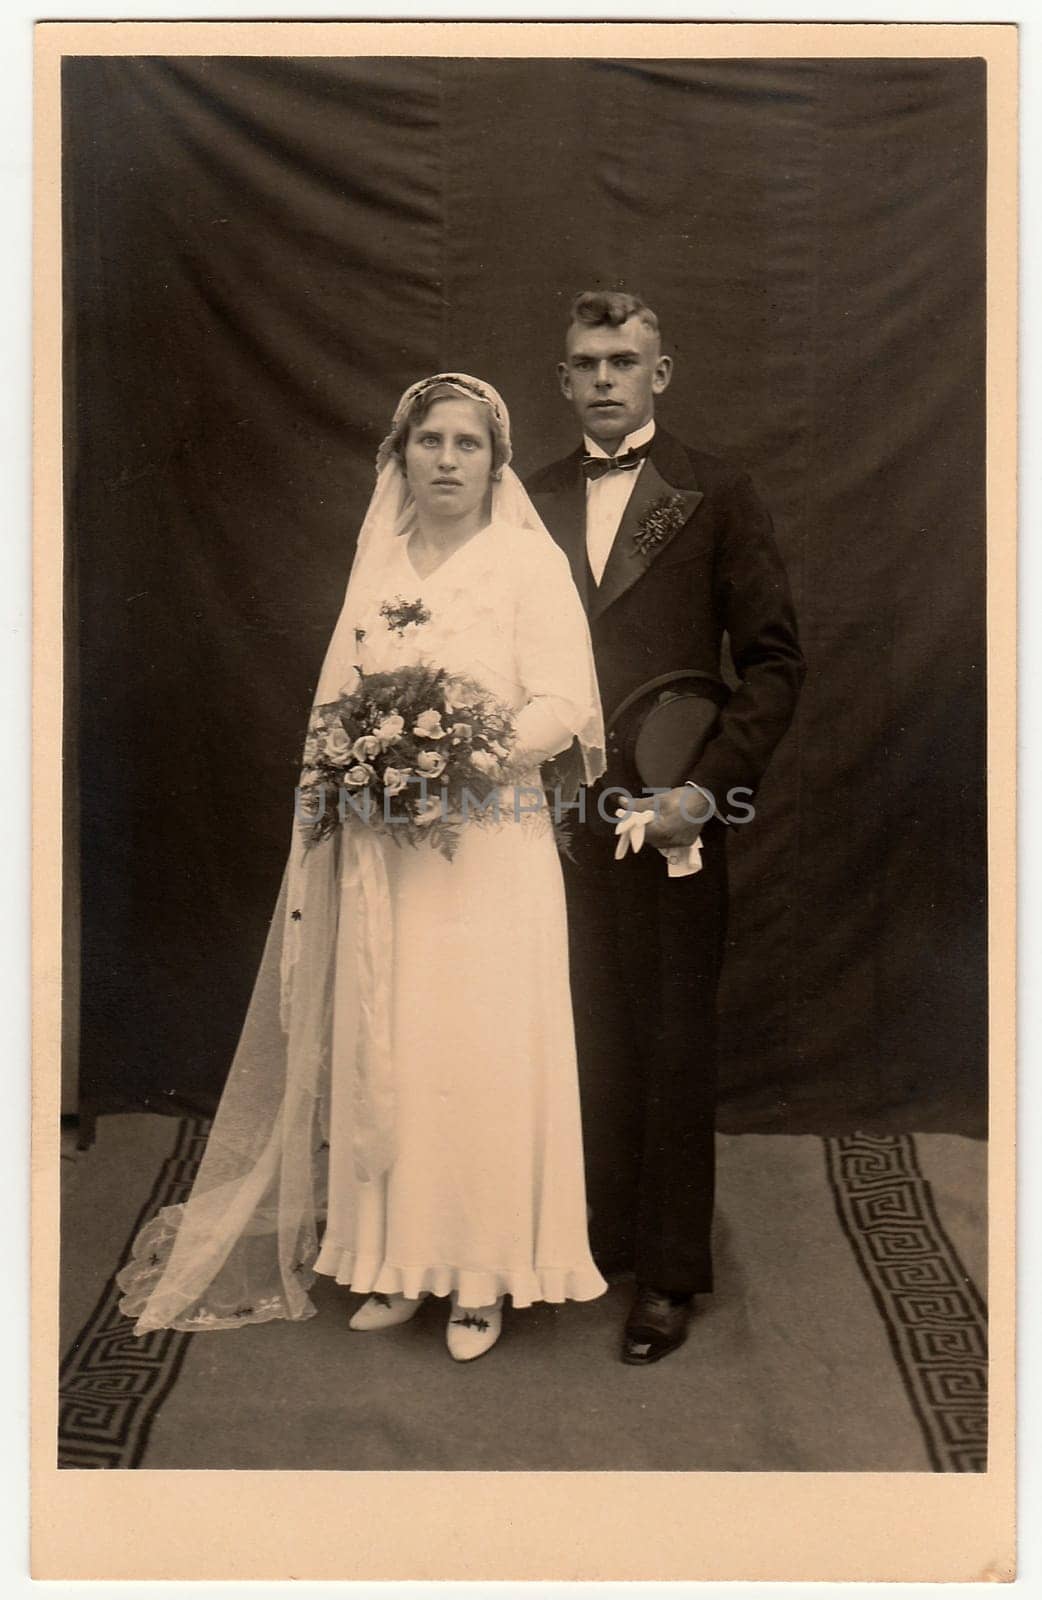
left=403, top=398, right=494, bottom=524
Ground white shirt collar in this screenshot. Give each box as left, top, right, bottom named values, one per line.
left=582, top=417, right=656, bottom=461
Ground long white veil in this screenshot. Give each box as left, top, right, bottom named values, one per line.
left=116, top=374, right=604, bottom=1334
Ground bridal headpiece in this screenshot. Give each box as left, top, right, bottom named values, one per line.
left=376, top=371, right=513, bottom=475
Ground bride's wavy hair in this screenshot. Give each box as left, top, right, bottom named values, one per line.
left=381, top=377, right=511, bottom=479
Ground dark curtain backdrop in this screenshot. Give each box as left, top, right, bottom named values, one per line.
left=62, top=56, right=987, bottom=1135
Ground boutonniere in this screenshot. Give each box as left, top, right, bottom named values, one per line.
left=380, top=595, right=432, bottom=635
left=633, top=493, right=688, bottom=558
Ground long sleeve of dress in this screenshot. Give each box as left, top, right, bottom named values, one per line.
left=511, top=537, right=603, bottom=764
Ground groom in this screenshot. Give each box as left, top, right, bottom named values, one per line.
left=527, top=290, right=805, bottom=1364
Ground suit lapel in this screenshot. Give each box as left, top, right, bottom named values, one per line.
left=590, top=455, right=703, bottom=623
left=531, top=452, right=589, bottom=608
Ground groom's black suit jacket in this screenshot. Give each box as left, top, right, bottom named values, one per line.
left=526, top=426, right=805, bottom=807
left=527, top=426, right=803, bottom=1290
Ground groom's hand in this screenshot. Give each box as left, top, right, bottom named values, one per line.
left=639, top=785, right=714, bottom=848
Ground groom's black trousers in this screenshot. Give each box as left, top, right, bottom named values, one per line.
left=561, top=810, right=729, bottom=1296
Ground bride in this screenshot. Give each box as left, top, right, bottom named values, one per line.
left=117, top=373, right=608, bottom=1361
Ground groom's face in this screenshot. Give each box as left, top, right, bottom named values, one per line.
left=558, top=316, right=672, bottom=451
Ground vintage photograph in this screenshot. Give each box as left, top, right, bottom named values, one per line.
left=45, top=24, right=1007, bottom=1527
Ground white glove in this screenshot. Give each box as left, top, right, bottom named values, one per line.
left=613, top=808, right=703, bottom=878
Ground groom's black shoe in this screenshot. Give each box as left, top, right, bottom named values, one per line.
left=621, top=1285, right=693, bottom=1365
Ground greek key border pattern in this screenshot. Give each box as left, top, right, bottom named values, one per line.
left=824, top=1132, right=988, bottom=1472
left=58, top=1115, right=210, bottom=1469
left=59, top=1120, right=988, bottom=1470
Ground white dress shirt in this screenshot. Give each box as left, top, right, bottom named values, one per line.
left=583, top=418, right=656, bottom=585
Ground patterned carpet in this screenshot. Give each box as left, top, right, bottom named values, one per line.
left=58, top=1115, right=987, bottom=1472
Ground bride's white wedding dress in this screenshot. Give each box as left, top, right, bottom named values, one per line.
left=117, top=513, right=606, bottom=1333
left=117, top=373, right=606, bottom=1336
left=315, top=521, right=606, bottom=1307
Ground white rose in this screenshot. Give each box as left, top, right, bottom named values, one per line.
left=352, top=734, right=382, bottom=762
left=416, top=751, right=447, bottom=779
left=382, top=767, right=411, bottom=796
left=412, top=797, right=442, bottom=827
left=413, top=709, right=446, bottom=740
left=374, top=713, right=405, bottom=748
left=470, top=749, right=499, bottom=776
left=326, top=725, right=352, bottom=765
left=344, top=763, right=376, bottom=788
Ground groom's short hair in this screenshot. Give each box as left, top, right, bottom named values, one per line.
left=567, top=290, right=660, bottom=340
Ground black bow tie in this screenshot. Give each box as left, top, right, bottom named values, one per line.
left=581, top=442, right=652, bottom=481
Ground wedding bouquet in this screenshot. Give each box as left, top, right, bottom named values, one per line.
left=297, top=662, right=518, bottom=861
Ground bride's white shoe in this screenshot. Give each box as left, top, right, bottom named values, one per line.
left=446, top=1296, right=504, bottom=1362
left=349, top=1291, right=428, bottom=1331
